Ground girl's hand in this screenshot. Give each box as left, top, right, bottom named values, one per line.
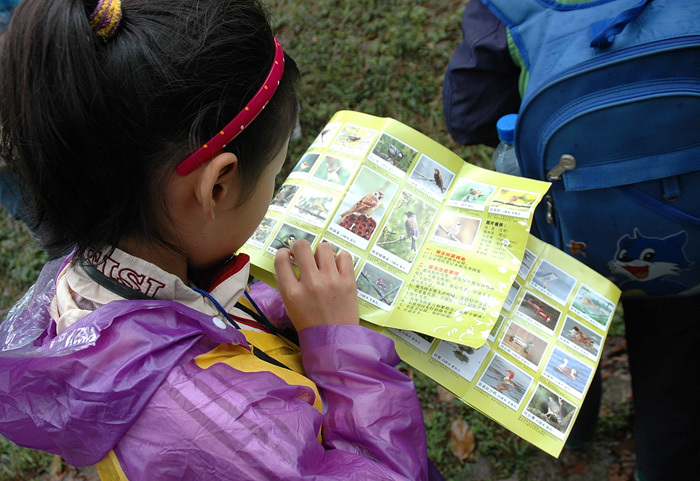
left=274, top=240, right=359, bottom=332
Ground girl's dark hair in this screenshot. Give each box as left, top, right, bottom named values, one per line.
left=0, top=0, right=300, bottom=259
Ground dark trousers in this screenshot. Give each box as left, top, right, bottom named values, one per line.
left=568, top=294, right=698, bottom=481
left=622, top=295, right=700, bottom=481
left=567, top=364, right=602, bottom=447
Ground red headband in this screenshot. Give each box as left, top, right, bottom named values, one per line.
left=176, top=38, right=285, bottom=176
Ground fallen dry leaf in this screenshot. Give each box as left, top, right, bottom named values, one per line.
left=49, top=456, right=65, bottom=479
left=38, top=460, right=101, bottom=481
left=436, top=385, right=456, bottom=403
left=448, top=418, right=475, bottom=461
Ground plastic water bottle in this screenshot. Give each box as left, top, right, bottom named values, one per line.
left=492, top=114, right=521, bottom=176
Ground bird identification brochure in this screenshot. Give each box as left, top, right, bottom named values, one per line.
left=240, top=110, right=621, bottom=456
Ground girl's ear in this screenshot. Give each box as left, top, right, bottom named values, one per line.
left=197, top=152, right=239, bottom=221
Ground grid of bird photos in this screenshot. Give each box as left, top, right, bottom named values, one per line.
left=243, top=111, right=550, bottom=343
left=378, top=235, right=620, bottom=456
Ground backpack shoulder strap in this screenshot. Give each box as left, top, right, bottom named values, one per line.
left=481, top=0, right=544, bottom=29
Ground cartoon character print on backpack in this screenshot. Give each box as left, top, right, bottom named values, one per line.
left=608, top=229, right=694, bottom=295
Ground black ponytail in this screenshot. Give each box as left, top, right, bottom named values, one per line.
left=0, top=0, right=300, bottom=258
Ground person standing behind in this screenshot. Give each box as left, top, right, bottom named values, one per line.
left=443, top=2, right=700, bottom=481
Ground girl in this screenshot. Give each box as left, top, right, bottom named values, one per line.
left=0, top=1, right=438, bottom=479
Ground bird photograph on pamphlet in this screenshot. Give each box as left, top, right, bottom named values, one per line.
left=328, top=166, right=399, bottom=248
left=558, top=317, right=603, bottom=361
left=448, top=178, right=496, bottom=211
left=288, top=152, right=319, bottom=178
left=311, top=155, right=356, bottom=189
left=542, top=348, right=593, bottom=399
left=407, top=154, right=455, bottom=201
left=523, top=384, right=577, bottom=439
left=330, top=123, right=376, bottom=156
left=266, top=223, right=317, bottom=255
left=489, top=188, right=540, bottom=218
left=247, top=216, right=278, bottom=249
left=270, top=184, right=299, bottom=210
left=477, top=354, right=532, bottom=410
left=373, top=190, right=438, bottom=269
left=432, top=212, right=481, bottom=249
left=288, top=188, right=338, bottom=227
left=367, top=132, right=418, bottom=177
left=357, top=261, right=404, bottom=309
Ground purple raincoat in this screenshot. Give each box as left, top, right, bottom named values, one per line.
left=0, top=257, right=434, bottom=480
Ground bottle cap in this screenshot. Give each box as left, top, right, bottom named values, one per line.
left=496, top=114, right=518, bottom=144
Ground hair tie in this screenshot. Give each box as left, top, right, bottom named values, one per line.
left=176, top=38, right=286, bottom=176
left=89, top=0, right=122, bottom=40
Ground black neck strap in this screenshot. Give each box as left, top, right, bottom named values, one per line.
left=79, top=255, right=294, bottom=370
left=79, top=256, right=153, bottom=300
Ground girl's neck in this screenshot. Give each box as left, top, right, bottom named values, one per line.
left=117, top=237, right=189, bottom=284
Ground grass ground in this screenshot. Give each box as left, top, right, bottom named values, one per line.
left=1, top=1, right=635, bottom=479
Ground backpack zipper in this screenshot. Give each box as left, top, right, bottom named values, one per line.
left=537, top=80, right=700, bottom=184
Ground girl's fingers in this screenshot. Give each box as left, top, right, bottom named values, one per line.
left=273, top=248, right=298, bottom=286
left=289, top=239, right=316, bottom=275
left=314, top=242, right=337, bottom=272
left=335, top=250, right=354, bottom=276
left=275, top=241, right=360, bottom=331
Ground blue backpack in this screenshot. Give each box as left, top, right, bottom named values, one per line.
left=0, top=1, right=20, bottom=31
left=483, top=0, right=700, bottom=297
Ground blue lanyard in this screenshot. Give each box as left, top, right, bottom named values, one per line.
left=191, top=287, right=294, bottom=371
left=190, top=286, right=242, bottom=330
left=190, top=286, right=279, bottom=336
left=243, top=290, right=278, bottom=334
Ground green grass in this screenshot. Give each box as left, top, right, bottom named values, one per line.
left=270, top=0, right=491, bottom=180
left=0, top=436, right=55, bottom=481
left=0, top=212, right=53, bottom=479
left=0, top=212, right=47, bottom=316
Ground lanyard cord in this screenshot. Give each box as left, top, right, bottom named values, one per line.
left=192, top=286, right=293, bottom=371
left=82, top=254, right=244, bottom=331
left=243, top=290, right=279, bottom=335
left=190, top=286, right=241, bottom=330
left=237, top=293, right=299, bottom=346
left=189, top=287, right=280, bottom=336
left=79, top=256, right=152, bottom=300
